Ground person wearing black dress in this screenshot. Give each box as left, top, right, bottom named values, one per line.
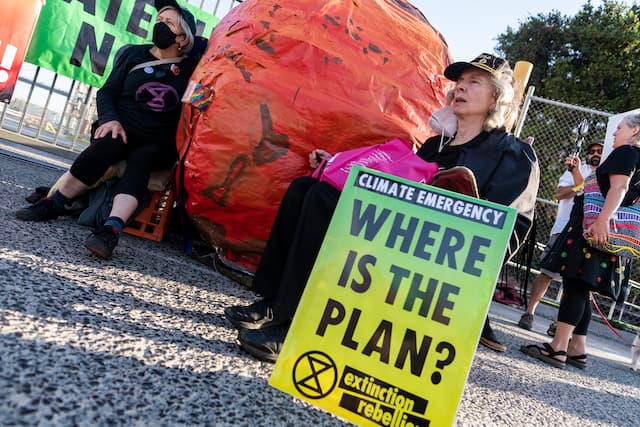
left=521, top=113, right=640, bottom=369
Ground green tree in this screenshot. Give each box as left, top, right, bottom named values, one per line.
left=496, top=11, right=569, bottom=93
left=496, top=0, right=640, bottom=112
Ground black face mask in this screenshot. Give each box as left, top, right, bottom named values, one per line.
left=153, top=22, right=177, bottom=49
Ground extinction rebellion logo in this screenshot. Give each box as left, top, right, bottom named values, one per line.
left=293, top=352, right=431, bottom=426
left=292, top=351, right=338, bottom=399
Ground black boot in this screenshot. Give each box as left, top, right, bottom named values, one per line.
left=16, top=198, right=63, bottom=221
left=238, top=322, right=289, bottom=363
left=224, top=298, right=274, bottom=330
left=84, top=225, right=119, bottom=259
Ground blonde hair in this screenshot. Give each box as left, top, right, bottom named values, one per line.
left=625, top=113, right=640, bottom=145
left=484, top=62, right=519, bottom=132
left=159, top=6, right=194, bottom=55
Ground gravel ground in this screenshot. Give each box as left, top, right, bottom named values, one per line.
left=0, top=148, right=638, bottom=426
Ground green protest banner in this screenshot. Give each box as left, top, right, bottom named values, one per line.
left=270, top=166, right=517, bottom=426
left=25, top=0, right=218, bottom=88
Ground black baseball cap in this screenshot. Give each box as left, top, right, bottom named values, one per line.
left=587, top=140, right=604, bottom=150
left=155, top=0, right=197, bottom=36
left=444, top=53, right=506, bottom=81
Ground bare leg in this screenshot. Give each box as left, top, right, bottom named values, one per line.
left=526, top=273, right=553, bottom=315
left=567, top=334, right=587, bottom=357
left=53, top=171, right=91, bottom=199
left=109, top=194, right=138, bottom=222
left=547, top=321, right=574, bottom=361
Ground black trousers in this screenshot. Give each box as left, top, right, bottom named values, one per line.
left=557, top=276, right=592, bottom=336
left=251, top=176, right=504, bottom=333
left=251, top=176, right=340, bottom=320
left=69, top=134, right=176, bottom=202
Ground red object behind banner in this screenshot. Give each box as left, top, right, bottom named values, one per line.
left=0, top=0, right=43, bottom=103
left=177, top=0, right=453, bottom=273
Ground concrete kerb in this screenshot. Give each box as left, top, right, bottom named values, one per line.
left=0, top=135, right=75, bottom=171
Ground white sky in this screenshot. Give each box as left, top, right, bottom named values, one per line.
left=411, top=0, right=638, bottom=61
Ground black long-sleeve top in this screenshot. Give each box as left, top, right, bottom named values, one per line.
left=96, top=44, right=197, bottom=145
left=417, top=129, right=540, bottom=260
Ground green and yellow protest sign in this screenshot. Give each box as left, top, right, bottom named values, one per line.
left=270, top=167, right=517, bottom=426
left=25, top=0, right=219, bottom=88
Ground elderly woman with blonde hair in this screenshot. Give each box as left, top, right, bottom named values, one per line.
left=414, top=53, right=539, bottom=352
left=224, top=52, right=540, bottom=363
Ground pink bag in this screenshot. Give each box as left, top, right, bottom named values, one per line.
left=312, top=138, right=439, bottom=191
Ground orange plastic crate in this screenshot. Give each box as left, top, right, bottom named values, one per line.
left=124, top=187, right=174, bottom=242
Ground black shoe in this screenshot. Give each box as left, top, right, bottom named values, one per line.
left=518, top=313, right=534, bottom=331
left=238, top=323, right=289, bottom=363
left=479, top=321, right=506, bottom=352
left=25, top=186, right=51, bottom=204
left=15, top=198, right=62, bottom=221
left=84, top=226, right=119, bottom=259
left=224, top=298, right=274, bottom=330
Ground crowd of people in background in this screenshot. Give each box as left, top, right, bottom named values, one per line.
left=521, top=114, right=640, bottom=369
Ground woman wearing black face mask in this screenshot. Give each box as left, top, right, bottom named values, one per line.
left=15, top=0, right=206, bottom=260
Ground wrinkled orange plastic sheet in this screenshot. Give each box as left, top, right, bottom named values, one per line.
left=177, top=0, right=453, bottom=273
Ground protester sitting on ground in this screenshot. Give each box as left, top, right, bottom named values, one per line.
left=518, top=140, right=603, bottom=334
left=224, top=53, right=540, bottom=363
left=521, top=114, right=640, bottom=370
left=15, top=0, right=201, bottom=260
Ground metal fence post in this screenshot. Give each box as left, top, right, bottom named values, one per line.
left=53, top=80, right=76, bottom=146
left=36, top=73, right=58, bottom=139
left=71, top=86, right=96, bottom=151
left=17, top=67, right=40, bottom=133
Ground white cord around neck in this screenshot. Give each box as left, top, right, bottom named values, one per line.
left=438, top=133, right=454, bottom=153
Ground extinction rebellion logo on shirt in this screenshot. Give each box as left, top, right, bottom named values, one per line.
left=136, top=82, right=179, bottom=112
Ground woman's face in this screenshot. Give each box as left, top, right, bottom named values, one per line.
left=612, top=118, right=640, bottom=148
left=451, top=69, right=496, bottom=120
left=156, top=8, right=185, bottom=40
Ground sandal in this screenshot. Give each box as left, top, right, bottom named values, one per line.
left=520, top=342, right=567, bottom=369
left=567, top=354, right=587, bottom=369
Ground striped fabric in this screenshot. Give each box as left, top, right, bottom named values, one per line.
left=583, top=173, right=640, bottom=259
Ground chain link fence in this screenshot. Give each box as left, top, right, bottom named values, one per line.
left=512, top=92, right=639, bottom=329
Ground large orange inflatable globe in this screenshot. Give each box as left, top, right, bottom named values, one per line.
left=176, top=0, right=453, bottom=273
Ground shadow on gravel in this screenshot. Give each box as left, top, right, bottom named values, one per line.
left=0, top=333, right=342, bottom=425
left=0, top=254, right=256, bottom=358
left=0, top=213, right=254, bottom=298
left=468, top=353, right=638, bottom=426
